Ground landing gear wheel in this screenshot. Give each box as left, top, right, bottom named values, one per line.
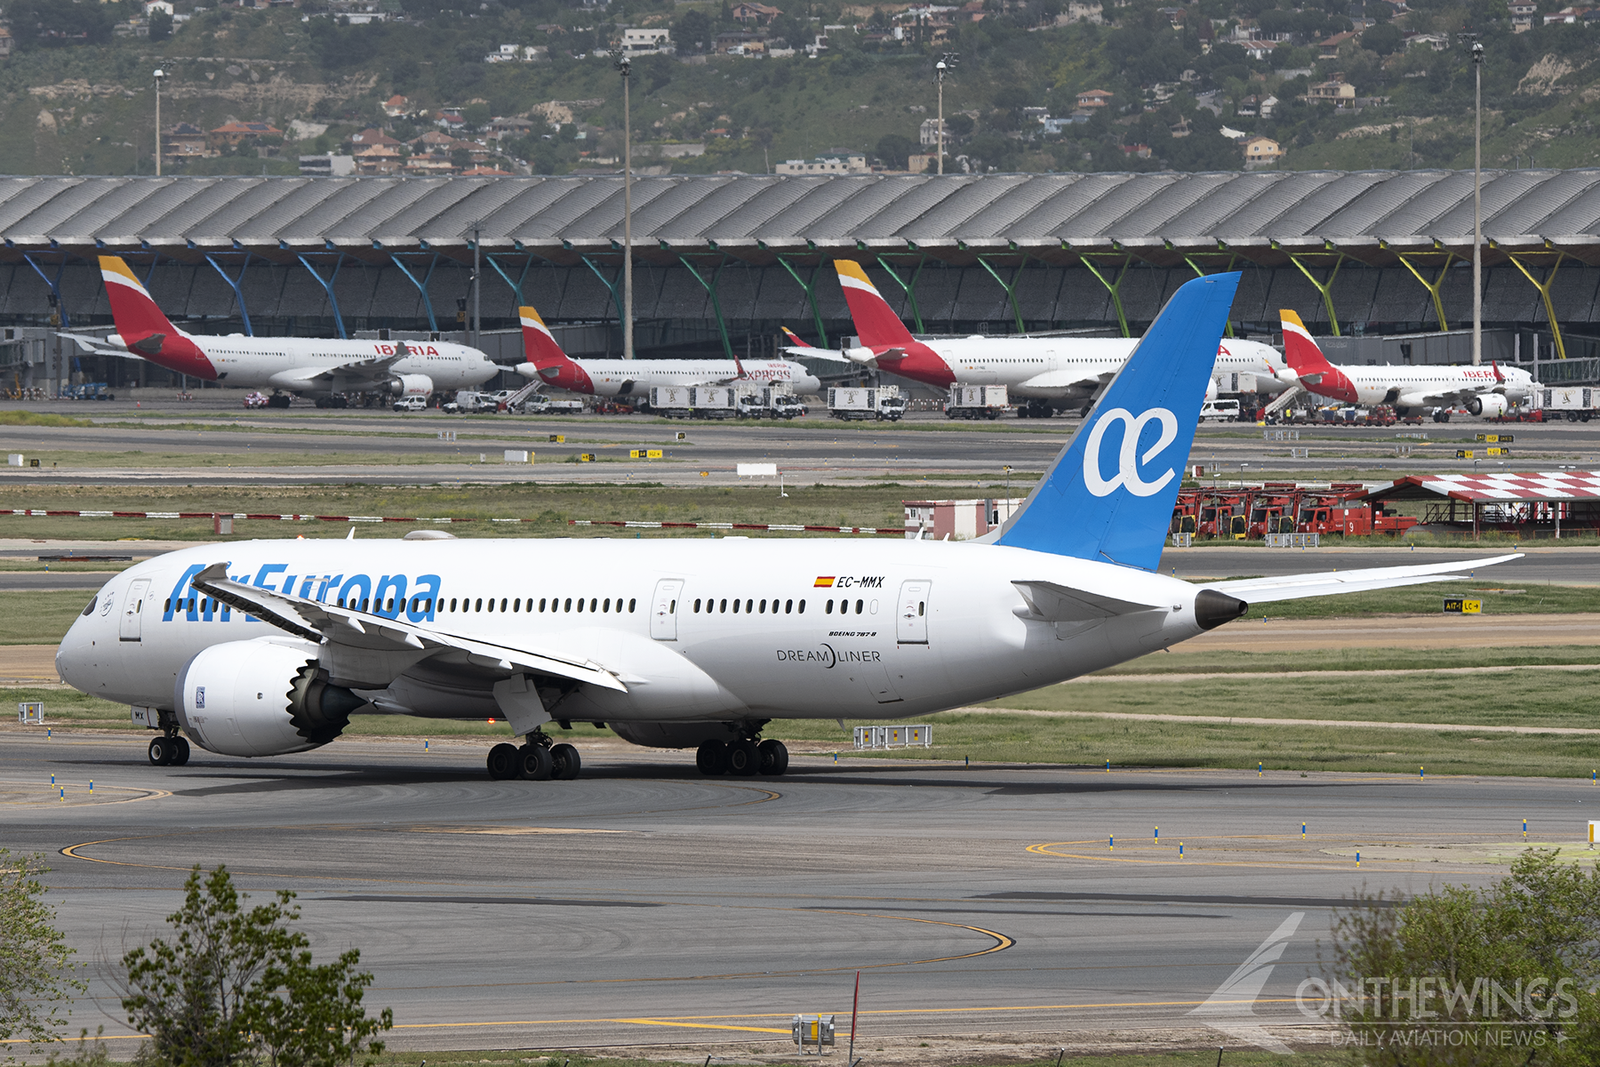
left=172, top=737, right=191, bottom=766
left=726, top=739, right=761, bottom=776
left=486, top=742, right=520, bottom=780
left=758, top=739, right=789, bottom=776
left=519, top=744, right=554, bottom=781
left=148, top=736, right=173, bottom=766
left=696, top=740, right=728, bottom=776
left=550, top=743, right=581, bottom=781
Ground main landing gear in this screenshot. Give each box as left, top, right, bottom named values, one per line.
left=696, top=737, right=788, bottom=777
left=486, top=731, right=581, bottom=781
left=148, top=733, right=191, bottom=766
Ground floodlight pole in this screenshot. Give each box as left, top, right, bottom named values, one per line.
left=471, top=221, right=481, bottom=351
left=934, top=53, right=957, bottom=175
left=1465, top=37, right=1484, bottom=366
left=153, top=69, right=165, bottom=176
left=615, top=52, right=634, bottom=360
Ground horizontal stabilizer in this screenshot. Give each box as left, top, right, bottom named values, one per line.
left=1204, top=554, right=1522, bottom=604
left=1013, top=580, right=1164, bottom=622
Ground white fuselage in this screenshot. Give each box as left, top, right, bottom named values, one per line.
left=115, top=332, right=501, bottom=394
left=57, top=538, right=1211, bottom=730
left=858, top=336, right=1289, bottom=401
left=1338, top=364, right=1534, bottom=408
left=522, top=359, right=822, bottom=398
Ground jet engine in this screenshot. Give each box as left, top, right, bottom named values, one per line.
left=384, top=373, right=434, bottom=398
left=175, top=638, right=368, bottom=757
left=1467, top=394, right=1509, bottom=418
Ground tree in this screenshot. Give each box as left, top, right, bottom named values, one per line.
left=874, top=132, right=916, bottom=169
left=120, top=866, right=391, bottom=1067
left=1, top=851, right=84, bottom=1057
left=1328, top=851, right=1600, bottom=1065
left=461, top=102, right=492, bottom=132
left=672, top=9, right=713, bottom=54
left=149, top=9, right=172, bottom=42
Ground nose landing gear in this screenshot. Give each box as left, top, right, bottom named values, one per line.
left=148, top=733, right=190, bottom=766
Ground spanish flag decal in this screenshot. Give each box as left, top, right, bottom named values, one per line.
left=813, top=576, right=836, bottom=588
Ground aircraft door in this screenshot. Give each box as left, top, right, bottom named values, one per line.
left=120, top=579, right=150, bottom=642
left=896, top=580, right=930, bottom=644
left=649, top=579, right=684, bottom=641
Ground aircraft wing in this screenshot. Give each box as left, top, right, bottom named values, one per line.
left=1202, top=554, right=1522, bottom=604
left=292, top=352, right=408, bottom=385
left=781, top=346, right=852, bottom=363
left=189, top=562, right=626, bottom=692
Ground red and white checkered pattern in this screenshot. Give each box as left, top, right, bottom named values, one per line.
left=1393, top=471, right=1600, bottom=502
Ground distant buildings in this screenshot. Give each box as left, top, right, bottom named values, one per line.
left=1242, top=136, right=1283, bottom=167
left=1076, top=89, right=1112, bottom=108
left=775, top=151, right=869, bottom=175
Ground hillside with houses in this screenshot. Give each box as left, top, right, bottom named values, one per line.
left=0, top=0, right=1594, bottom=178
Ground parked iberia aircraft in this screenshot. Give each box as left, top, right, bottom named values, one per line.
left=1280, top=310, right=1536, bottom=422
left=807, top=260, right=1289, bottom=417
left=67, top=256, right=499, bottom=408
left=56, top=273, right=1515, bottom=781
left=512, top=306, right=829, bottom=399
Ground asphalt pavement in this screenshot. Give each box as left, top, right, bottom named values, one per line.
left=7, top=732, right=1587, bottom=1058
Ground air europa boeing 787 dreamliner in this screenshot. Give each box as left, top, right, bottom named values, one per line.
left=67, top=257, right=499, bottom=407
left=56, top=273, right=1515, bottom=782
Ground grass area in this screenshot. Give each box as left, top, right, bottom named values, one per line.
left=1, top=593, right=94, bottom=645
left=1095, top=644, right=1600, bottom=675
left=17, top=664, right=1600, bottom=778
left=1240, top=584, right=1600, bottom=618
left=0, top=484, right=917, bottom=541
left=0, top=410, right=92, bottom=427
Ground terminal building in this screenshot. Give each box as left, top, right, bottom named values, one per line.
left=1, top=170, right=1598, bottom=388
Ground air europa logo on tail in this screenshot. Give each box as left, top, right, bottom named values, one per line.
left=1083, top=406, right=1179, bottom=498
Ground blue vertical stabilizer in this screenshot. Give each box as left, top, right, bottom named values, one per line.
left=992, top=272, right=1240, bottom=569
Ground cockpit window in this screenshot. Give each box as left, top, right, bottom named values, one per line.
left=81, top=595, right=97, bottom=617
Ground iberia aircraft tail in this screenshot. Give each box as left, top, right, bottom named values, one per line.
left=514, top=306, right=593, bottom=393
left=1279, top=309, right=1354, bottom=402
left=833, top=260, right=917, bottom=349
left=98, top=257, right=216, bottom=379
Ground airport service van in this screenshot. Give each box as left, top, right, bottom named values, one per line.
left=828, top=385, right=905, bottom=422
left=946, top=384, right=1009, bottom=420
left=650, top=386, right=736, bottom=419
left=518, top=393, right=585, bottom=415
left=392, top=395, right=427, bottom=412
left=736, top=387, right=804, bottom=420
left=1539, top=387, right=1595, bottom=422
left=1199, top=398, right=1242, bottom=422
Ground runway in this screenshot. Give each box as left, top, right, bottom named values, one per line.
left=6, top=394, right=1600, bottom=487
left=7, top=731, right=1588, bottom=1059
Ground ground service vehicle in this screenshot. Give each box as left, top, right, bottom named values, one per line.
left=1540, top=388, right=1594, bottom=422
left=393, top=396, right=427, bottom=412
left=64, top=382, right=115, bottom=401
left=829, top=386, right=905, bottom=421
left=56, top=272, right=1517, bottom=782
left=1198, top=399, right=1240, bottom=422
left=736, top=387, right=804, bottom=420
left=946, top=385, right=1009, bottom=420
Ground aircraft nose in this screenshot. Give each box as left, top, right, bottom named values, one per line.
left=55, top=601, right=97, bottom=690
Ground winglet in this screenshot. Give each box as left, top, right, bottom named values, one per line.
left=992, top=273, right=1240, bottom=569
left=780, top=326, right=814, bottom=349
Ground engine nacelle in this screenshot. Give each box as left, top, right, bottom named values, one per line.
left=1205, top=377, right=1219, bottom=402
left=1467, top=394, right=1509, bottom=418
left=385, top=373, right=433, bottom=398
left=175, top=638, right=367, bottom=757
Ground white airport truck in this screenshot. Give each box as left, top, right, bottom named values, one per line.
left=828, top=385, right=905, bottom=422
left=946, top=384, right=1009, bottom=420
left=736, top=387, right=805, bottom=420
left=1539, top=387, right=1596, bottom=422
left=650, top=385, right=737, bottom=419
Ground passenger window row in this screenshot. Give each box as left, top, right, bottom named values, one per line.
left=446, top=596, right=637, bottom=614
left=824, top=598, right=873, bottom=615
left=692, top=597, right=805, bottom=615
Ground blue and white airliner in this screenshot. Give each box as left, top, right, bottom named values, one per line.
left=55, top=274, right=1516, bottom=780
